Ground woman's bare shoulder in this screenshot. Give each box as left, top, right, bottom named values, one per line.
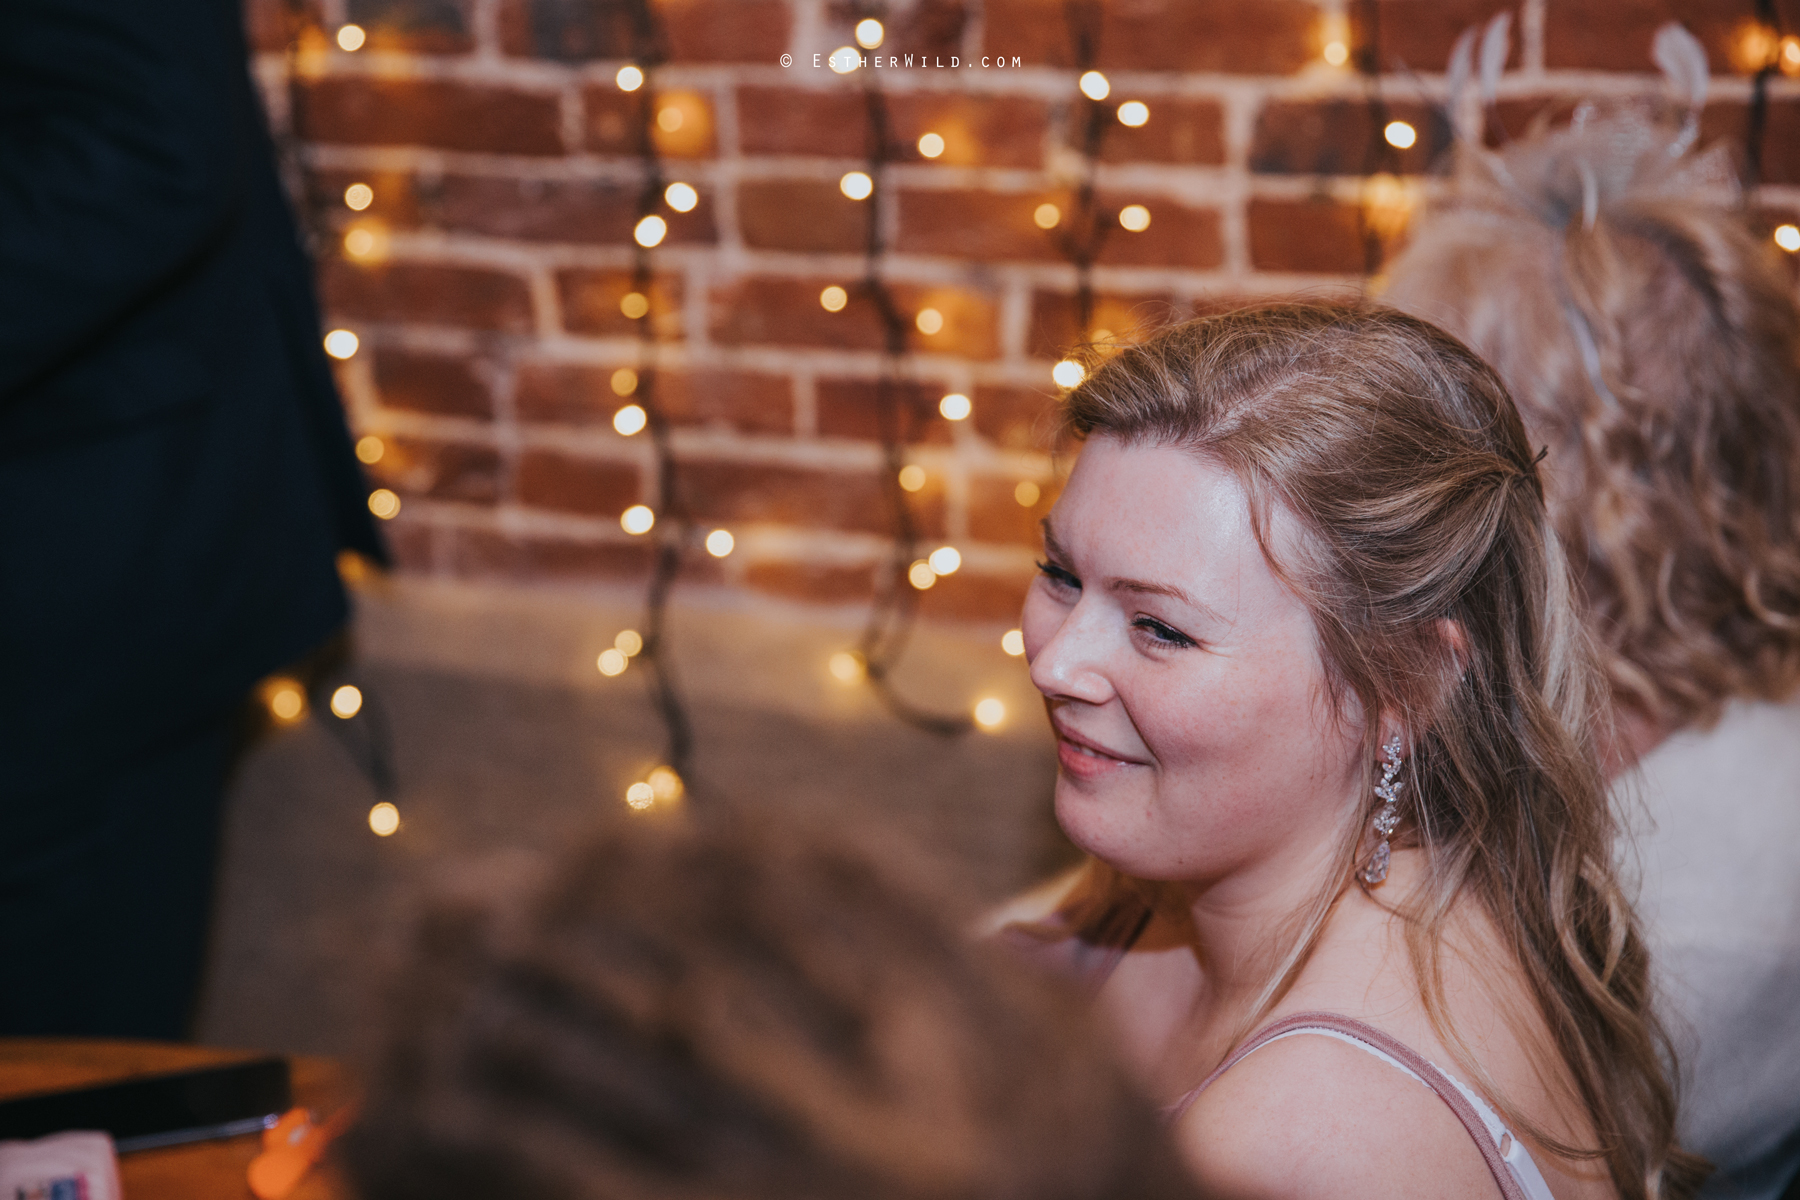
left=1172, top=1032, right=1502, bottom=1200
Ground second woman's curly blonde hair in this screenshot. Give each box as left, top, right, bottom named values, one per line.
left=1383, top=108, right=1800, bottom=733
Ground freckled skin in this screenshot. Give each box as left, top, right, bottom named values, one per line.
left=1022, top=435, right=1363, bottom=894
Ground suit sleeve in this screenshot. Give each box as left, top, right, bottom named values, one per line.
left=0, top=0, right=244, bottom=399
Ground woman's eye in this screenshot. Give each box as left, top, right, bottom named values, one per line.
left=1133, top=617, right=1197, bottom=648
left=1035, top=560, right=1081, bottom=590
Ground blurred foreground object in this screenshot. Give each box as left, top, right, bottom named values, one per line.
left=345, top=812, right=1198, bottom=1200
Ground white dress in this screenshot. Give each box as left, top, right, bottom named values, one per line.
left=1618, top=699, right=1800, bottom=1200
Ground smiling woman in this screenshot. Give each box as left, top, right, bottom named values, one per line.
left=998, top=304, right=1705, bottom=1200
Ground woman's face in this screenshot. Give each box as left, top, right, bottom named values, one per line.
left=1022, top=435, right=1363, bottom=886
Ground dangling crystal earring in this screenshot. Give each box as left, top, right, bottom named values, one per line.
left=1358, top=735, right=1406, bottom=887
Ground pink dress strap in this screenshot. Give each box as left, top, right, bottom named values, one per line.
left=1165, top=1011, right=1534, bottom=1200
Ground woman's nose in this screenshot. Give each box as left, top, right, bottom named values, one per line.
left=1028, top=598, right=1117, bottom=705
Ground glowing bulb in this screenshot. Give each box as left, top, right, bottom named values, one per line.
left=1384, top=120, right=1417, bottom=149
left=820, top=285, right=849, bottom=312
left=657, top=106, right=684, bottom=133
left=1014, top=480, right=1041, bottom=507
left=329, top=685, right=363, bottom=719
left=648, top=766, right=684, bottom=801
left=1776, top=223, right=1800, bottom=252
left=355, top=435, right=384, bottom=464
left=1117, top=100, right=1149, bottom=127
left=908, top=559, right=937, bottom=589
left=598, top=648, right=628, bottom=676
left=840, top=171, right=873, bottom=200
left=324, top=329, right=360, bottom=359
left=634, top=215, right=668, bottom=247
left=625, top=782, right=655, bottom=809
left=829, top=45, right=860, bottom=73
left=927, top=546, right=961, bottom=575
left=1785, top=36, right=1800, bottom=68
left=855, top=17, right=884, bottom=48
left=1079, top=70, right=1110, bottom=101
left=267, top=680, right=305, bottom=723
left=336, top=23, right=365, bottom=50
left=1034, top=202, right=1061, bottom=229
left=938, top=392, right=971, bottom=420
left=1001, top=629, right=1026, bottom=656
left=917, top=132, right=945, bottom=158
left=1052, top=359, right=1085, bottom=388
left=828, top=651, right=864, bottom=682
left=1323, top=40, right=1349, bottom=66
left=705, top=528, right=735, bottom=557
left=1119, top=204, right=1151, bottom=232
left=898, top=464, right=926, bottom=492
left=620, top=291, right=650, bottom=319
left=664, top=182, right=698, bottom=212
left=616, top=65, right=644, bottom=91
left=621, top=504, right=655, bottom=535
left=343, top=183, right=374, bottom=211
left=611, top=368, right=638, bottom=396
left=368, top=802, right=400, bottom=836
left=343, top=227, right=377, bottom=258
left=916, top=307, right=944, bottom=335
left=368, top=488, right=401, bottom=519
left=614, top=404, right=648, bottom=435
left=973, top=697, right=1006, bottom=729
left=615, top=629, right=644, bottom=656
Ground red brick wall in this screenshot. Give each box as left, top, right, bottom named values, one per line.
left=250, top=0, right=1800, bottom=622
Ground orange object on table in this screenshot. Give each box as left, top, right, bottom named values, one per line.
left=0, top=1040, right=353, bottom=1200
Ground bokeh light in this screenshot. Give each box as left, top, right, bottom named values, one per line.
left=840, top=171, right=873, bottom=200
left=927, top=546, right=961, bottom=575
left=329, top=685, right=363, bottom=719
left=621, top=505, right=655, bottom=535
left=939, top=392, right=971, bottom=420
left=336, top=23, right=365, bottom=50
left=613, top=404, right=648, bottom=436
left=820, top=285, right=848, bottom=312
left=1079, top=70, right=1110, bottom=101
left=664, top=182, right=698, bottom=212
left=918, top=132, right=945, bottom=158
left=973, top=697, right=1007, bottom=729
left=368, top=802, right=400, bottom=836
left=916, top=307, right=944, bottom=335
left=368, top=489, right=401, bottom=519
left=355, top=435, right=384, bottom=464
left=1117, top=101, right=1149, bottom=127
left=1052, top=359, right=1085, bottom=388
left=908, top=560, right=936, bottom=590
left=1384, top=120, right=1417, bottom=149
left=855, top=18, right=884, bottom=48
left=705, top=528, right=735, bottom=557
left=1015, top=480, right=1041, bottom=507
left=898, top=464, right=926, bottom=492
left=1001, top=629, right=1025, bottom=656
left=324, top=329, right=359, bottom=359
left=1119, top=204, right=1151, bottom=232
left=617, top=65, right=644, bottom=91
left=598, top=648, right=628, bottom=676
left=343, top=183, right=373, bottom=211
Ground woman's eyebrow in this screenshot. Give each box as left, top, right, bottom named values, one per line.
left=1041, top=519, right=1227, bottom=623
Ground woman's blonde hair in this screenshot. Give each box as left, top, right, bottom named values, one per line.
left=1052, top=302, right=1702, bottom=1199
left=1382, top=111, right=1800, bottom=731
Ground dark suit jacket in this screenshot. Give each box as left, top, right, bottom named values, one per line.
left=0, top=0, right=385, bottom=798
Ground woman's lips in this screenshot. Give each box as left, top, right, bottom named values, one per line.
left=1052, top=723, right=1144, bottom=781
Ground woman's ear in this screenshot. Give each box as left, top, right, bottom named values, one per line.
left=1437, top=617, right=1470, bottom=678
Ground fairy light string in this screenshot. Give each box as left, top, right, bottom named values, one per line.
left=1054, top=0, right=1113, bottom=336
left=619, top=0, right=698, bottom=783
left=846, top=6, right=975, bottom=737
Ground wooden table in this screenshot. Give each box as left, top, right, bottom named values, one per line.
left=0, top=1040, right=352, bottom=1200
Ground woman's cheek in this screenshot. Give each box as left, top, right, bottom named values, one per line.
left=1019, top=579, right=1062, bottom=664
